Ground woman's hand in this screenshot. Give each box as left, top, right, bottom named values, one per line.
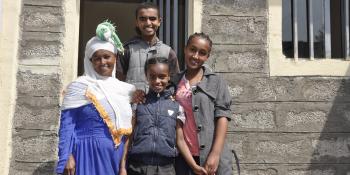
left=131, top=89, right=146, bottom=104
left=119, top=167, right=127, bottom=175
left=64, top=154, right=76, bottom=175
left=204, top=153, right=220, bottom=175
left=193, top=165, right=208, bottom=175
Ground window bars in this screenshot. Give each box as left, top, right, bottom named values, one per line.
left=283, top=0, right=350, bottom=60
left=145, top=0, right=188, bottom=69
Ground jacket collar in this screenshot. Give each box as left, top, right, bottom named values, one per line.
left=147, top=84, right=176, bottom=100
left=126, top=36, right=161, bottom=47
left=172, top=65, right=215, bottom=84
left=172, top=65, right=216, bottom=99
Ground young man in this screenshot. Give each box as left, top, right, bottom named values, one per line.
left=116, top=3, right=180, bottom=91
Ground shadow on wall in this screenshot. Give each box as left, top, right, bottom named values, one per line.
left=308, top=67, right=350, bottom=174
left=32, top=161, right=56, bottom=175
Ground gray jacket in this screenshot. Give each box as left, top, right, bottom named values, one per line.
left=172, top=66, right=233, bottom=175
left=118, top=36, right=179, bottom=91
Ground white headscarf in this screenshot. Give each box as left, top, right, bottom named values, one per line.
left=62, top=22, right=135, bottom=145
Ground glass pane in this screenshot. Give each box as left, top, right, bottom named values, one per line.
left=312, top=0, right=325, bottom=58
left=282, top=0, right=293, bottom=58
left=296, top=0, right=309, bottom=58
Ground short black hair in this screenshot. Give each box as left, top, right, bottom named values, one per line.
left=186, top=32, right=213, bottom=53
left=135, top=2, right=160, bottom=19
left=144, top=57, right=169, bottom=75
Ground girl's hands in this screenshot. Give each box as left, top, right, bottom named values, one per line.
left=193, top=165, right=208, bottom=175
left=131, top=89, right=146, bottom=104
left=204, top=153, right=220, bottom=175
left=64, top=154, right=76, bottom=175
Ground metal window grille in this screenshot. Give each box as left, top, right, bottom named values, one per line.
left=282, top=0, right=350, bottom=60
left=145, top=0, right=188, bottom=69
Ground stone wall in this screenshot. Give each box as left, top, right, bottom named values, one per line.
left=10, top=0, right=64, bottom=174
left=9, top=0, right=350, bottom=174
left=202, top=0, right=350, bottom=174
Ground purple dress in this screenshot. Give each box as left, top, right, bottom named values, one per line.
left=56, top=102, right=125, bottom=175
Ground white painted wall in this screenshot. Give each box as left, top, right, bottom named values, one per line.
left=0, top=0, right=21, bottom=174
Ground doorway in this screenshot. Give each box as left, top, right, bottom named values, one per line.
left=78, top=0, right=188, bottom=75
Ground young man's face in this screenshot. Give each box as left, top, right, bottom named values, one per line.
left=136, top=8, right=161, bottom=38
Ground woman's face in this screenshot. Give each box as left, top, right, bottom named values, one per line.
left=184, top=37, right=210, bottom=70
left=146, top=63, right=170, bottom=93
left=90, top=49, right=116, bottom=77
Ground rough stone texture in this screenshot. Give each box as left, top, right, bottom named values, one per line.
left=10, top=162, right=56, bottom=175
left=17, top=71, right=61, bottom=96
left=14, top=96, right=60, bottom=130
left=222, top=74, right=350, bottom=102
left=231, top=103, right=276, bottom=131
left=208, top=44, right=268, bottom=73
left=10, top=1, right=64, bottom=175
left=22, top=5, right=64, bottom=32
left=276, top=102, right=350, bottom=133
left=12, top=130, right=57, bottom=162
left=236, top=164, right=350, bottom=175
left=202, top=16, right=267, bottom=44
left=21, top=32, right=63, bottom=59
left=231, top=133, right=350, bottom=164
left=203, top=0, right=267, bottom=16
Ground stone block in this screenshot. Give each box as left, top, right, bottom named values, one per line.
left=202, top=16, right=267, bottom=44
left=208, top=44, right=268, bottom=73
left=21, top=32, right=63, bottom=59
left=10, top=162, right=55, bottom=175
left=221, top=74, right=350, bottom=102
left=276, top=102, right=350, bottom=132
left=22, top=5, right=64, bottom=32
left=286, top=164, right=350, bottom=175
left=17, top=71, right=61, bottom=97
left=13, top=104, right=59, bottom=130
left=16, top=96, right=60, bottom=108
left=234, top=133, right=350, bottom=164
left=203, top=0, right=267, bottom=16
left=230, top=103, right=276, bottom=131
left=226, top=133, right=246, bottom=162
left=237, top=164, right=280, bottom=175
left=237, top=164, right=350, bottom=175
left=23, top=0, right=62, bottom=6
left=12, top=129, right=57, bottom=162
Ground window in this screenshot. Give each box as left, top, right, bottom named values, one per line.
left=282, top=0, right=350, bottom=60
left=269, top=0, right=350, bottom=76
left=78, top=0, right=189, bottom=75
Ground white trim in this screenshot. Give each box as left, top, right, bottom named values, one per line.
left=61, top=0, right=80, bottom=89
left=0, top=0, right=21, bottom=174
left=188, top=0, right=202, bottom=34
left=268, top=0, right=350, bottom=76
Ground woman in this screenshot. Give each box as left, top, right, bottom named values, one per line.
left=56, top=21, right=135, bottom=175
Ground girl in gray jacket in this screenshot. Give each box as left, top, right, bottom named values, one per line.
left=173, top=33, right=233, bottom=175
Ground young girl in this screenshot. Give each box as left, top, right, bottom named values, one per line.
left=119, top=57, right=207, bottom=175
left=174, top=33, right=233, bottom=175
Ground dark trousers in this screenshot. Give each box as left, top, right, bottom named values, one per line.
left=127, top=159, right=175, bottom=175
left=175, top=155, right=200, bottom=175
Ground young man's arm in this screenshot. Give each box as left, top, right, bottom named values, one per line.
left=168, top=49, right=180, bottom=77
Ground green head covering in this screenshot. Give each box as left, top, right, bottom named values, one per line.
left=96, top=20, right=124, bottom=53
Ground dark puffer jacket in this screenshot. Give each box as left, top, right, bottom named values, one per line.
left=128, top=86, right=180, bottom=165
